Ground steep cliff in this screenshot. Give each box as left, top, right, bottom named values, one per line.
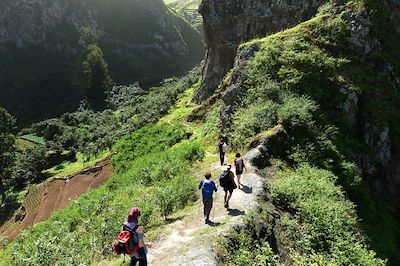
left=0, top=0, right=204, bottom=126
left=194, top=0, right=329, bottom=102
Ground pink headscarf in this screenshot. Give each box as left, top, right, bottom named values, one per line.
left=127, top=207, right=141, bottom=223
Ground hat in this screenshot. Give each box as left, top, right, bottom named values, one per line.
left=128, top=207, right=141, bottom=223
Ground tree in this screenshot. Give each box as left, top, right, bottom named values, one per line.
left=79, top=27, right=98, bottom=49
left=80, top=27, right=113, bottom=110
left=0, top=107, right=16, bottom=207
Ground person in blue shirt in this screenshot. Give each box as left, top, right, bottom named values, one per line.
left=199, top=172, right=218, bottom=224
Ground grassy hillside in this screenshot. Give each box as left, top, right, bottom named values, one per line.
left=216, top=1, right=400, bottom=264
left=165, top=0, right=203, bottom=33
left=0, top=70, right=221, bottom=265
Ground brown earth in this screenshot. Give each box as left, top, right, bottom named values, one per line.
left=0, top=160, right=112, bottom=243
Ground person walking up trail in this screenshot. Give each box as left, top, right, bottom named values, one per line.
left=218, top=137, right=228, bottom=166
left=123, top=207, right=151, bottom=266
left=219, top=165, right=237, bottom=208
left=234, top=153, right=246, bottom=188
left=199, top=172, right=218, bottom=224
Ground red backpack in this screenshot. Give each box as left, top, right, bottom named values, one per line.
left=113, top=224, right=139, bottom=256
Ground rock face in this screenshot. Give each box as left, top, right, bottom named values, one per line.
left=194, top=0, right=329, bottom=102
left=0, top=0, right=204, bottom=126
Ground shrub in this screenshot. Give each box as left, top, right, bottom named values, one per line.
left=270, top=165, right=385, bottom=265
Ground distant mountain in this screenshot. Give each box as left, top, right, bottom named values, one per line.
left=0, top=0, right=204, bottom=126
left=165, top=0, right=203, bottom=34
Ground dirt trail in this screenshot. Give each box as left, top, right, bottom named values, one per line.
left=0, top=161, right=112, bottom=242
left=147, top=157, right=264, bottom=266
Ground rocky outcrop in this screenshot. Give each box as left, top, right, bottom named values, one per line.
left=194, top=0, right=329, bottom=103
left=246, top=125, right=288, bottom=169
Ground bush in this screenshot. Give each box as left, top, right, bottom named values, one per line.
left=270, top=164, right=385, bottom=265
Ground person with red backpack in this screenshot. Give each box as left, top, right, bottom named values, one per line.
left=199, top=172, right=217, bottom=224
left=114, top=207, right=150, bottom=266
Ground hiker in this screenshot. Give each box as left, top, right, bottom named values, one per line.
left=123, top=207, right=150, bottom=266
left=220, top=165, right=237, bottom=208
left=199, top=172, right=218, bottom=224
left=234, top=153, right=246, bottom=188
left=218, top=137, right=228, bottom=166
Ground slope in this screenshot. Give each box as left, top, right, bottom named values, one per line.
left=0, top=0, right=204, bottom=126
left=165, top=0, right=203, bottom=34
left=207, top=0, right=400, bottom=264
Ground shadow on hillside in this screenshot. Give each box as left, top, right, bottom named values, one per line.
left=240, top=185, right=253, bottom=194
left=206, top=221, right=221, bottom=227
left=165, top=215, right=185, bottom=224
left=227, top=208, right=245, bottom=217
left=0, top=201, right=21, bottom=227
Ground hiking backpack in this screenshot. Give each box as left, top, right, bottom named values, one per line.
left=219, top=170, right=229, bottom=187
left=201, top=181, right=215, bottom=200
left=113, top=224, right=139, bottom=256
left=222, top=142, right=228, bottom=153
left=235, top=159, right=244, bottom=172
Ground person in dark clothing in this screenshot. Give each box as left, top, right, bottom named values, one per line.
left=218, top=137, right=228, bottom=166
left=123, top=207, right=151, bottom=266
left=221, top=165, right=236, bottom=208
left=199, top=172, right=218, bottom=224
left=234, top=153, right=246, bottom=188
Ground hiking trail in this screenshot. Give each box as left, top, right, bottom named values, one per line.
left=147, top=156, right=264, bottom=266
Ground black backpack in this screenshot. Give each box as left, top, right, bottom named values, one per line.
left=219, top=170, right=229, bottom=187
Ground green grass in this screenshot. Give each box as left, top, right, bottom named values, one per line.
left=270, top=165, right=385, bottom=265
left=19, top=134, right=46, bottom=145
left=43, top=151, right=109, bottom=177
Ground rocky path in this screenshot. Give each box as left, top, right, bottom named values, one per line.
left=147, top=158, right=264, bottom=266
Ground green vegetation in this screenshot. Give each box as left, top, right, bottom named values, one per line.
left=215, top=205, right=280, bottom=266
left=19, top=134, right=46, bottom=146
left=0, top=0, right=204, bottom=127
left=0, top=108, right=16, bottom=207
left=80, top=28, right=113, bottom=110
left=43, top=152, right=109, bottom=177
left=0, top=124, right=204, bottom=265
left=272, top=165, right=384, bottom=265
left=221, top=1, right=400, bottom=265
left=0, top=69, right=201, bottom=228
left=166, top=0, right=203, bottom=33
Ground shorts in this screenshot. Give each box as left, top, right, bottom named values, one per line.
left=223, top=187, right=233, bottom=193
left=236, top=170, right=243, bottom=175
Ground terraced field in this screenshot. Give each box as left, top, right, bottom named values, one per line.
left=0, top=161, right=112, bottom=243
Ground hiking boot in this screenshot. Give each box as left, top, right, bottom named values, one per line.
left=205, top=219, right=210, bottom=224
left=224, top=202, right=229, bottom=208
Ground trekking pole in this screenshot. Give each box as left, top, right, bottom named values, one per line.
left=212, top=194, right=215, bottom=221
left=198, top=192, right=201, bottom=218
